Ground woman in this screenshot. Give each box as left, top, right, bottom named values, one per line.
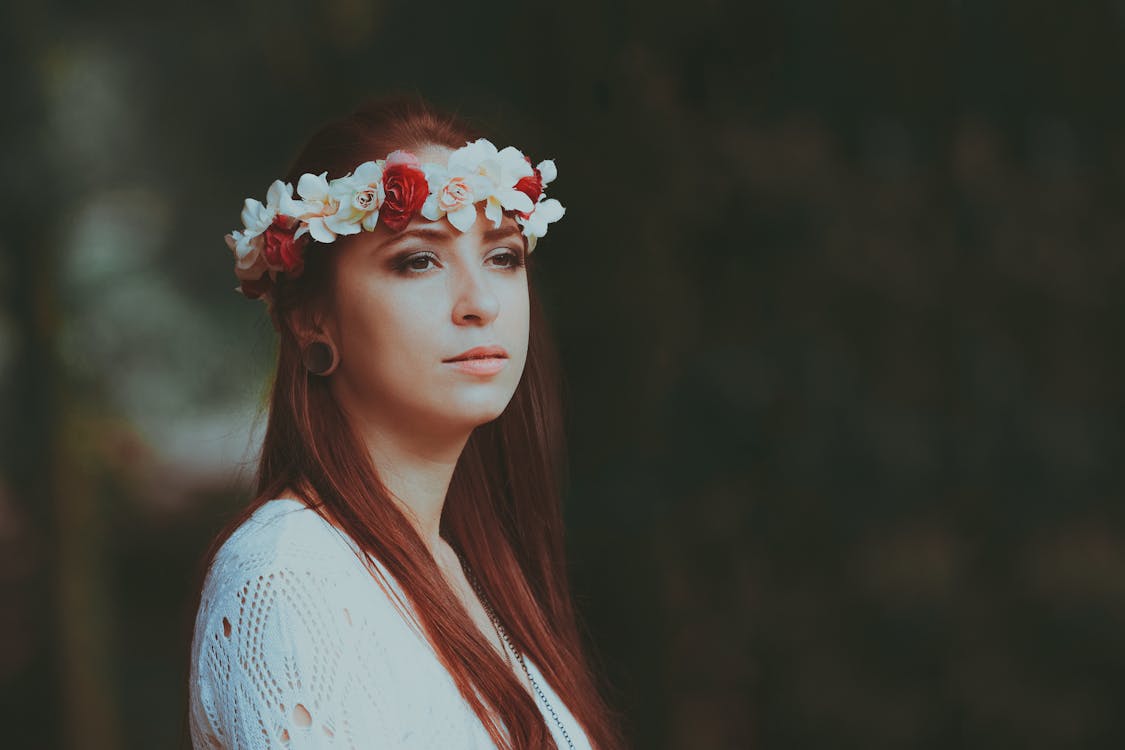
left=185, top=95, right=627, bottom=749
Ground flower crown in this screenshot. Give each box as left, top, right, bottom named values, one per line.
left=224, top=138, right=565, bottom=300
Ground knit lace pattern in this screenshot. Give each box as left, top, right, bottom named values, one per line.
left=188, top=498, right=591, bottom=749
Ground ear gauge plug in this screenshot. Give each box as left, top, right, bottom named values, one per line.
left=302, top=339, right=339, bottom=376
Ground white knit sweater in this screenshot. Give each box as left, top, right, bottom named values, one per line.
left=189, top=498, right=592, bottom=749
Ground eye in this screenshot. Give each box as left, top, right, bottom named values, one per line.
left=490, top=248, right=526, bottom=270
left=393, top=251, right=438, bottom=275
left=392, top=247, right=524, bottom=277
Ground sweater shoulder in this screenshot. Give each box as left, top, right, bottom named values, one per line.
left=188, top=499, right=420, bottom=748
left=210, top=497, right=357, bottom=575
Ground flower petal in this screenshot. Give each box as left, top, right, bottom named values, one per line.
left=536, top=160, right=557, bottom=184
left=235, top=231, right=261, bottom=260
left=235, top=243, right=265, bottom=275
left=352, top=161, right=382, bottom=183
left=422, top=163, right=449, bottom=191
left=325, top=212, right=362, bottom=235
left=265, top=180, right=293, bottom=210
left=484, top=197, right=503, bottom=228
left=278, top=192, right=308, bottom=220
left=361, top=210, right=380, bottom=232
left=465, top=174, right=493, bottom=196
left=241, top=198, right=270, bottom=234
left=308, top=217, right=336, bottom=243
left=534, top=198, right=565, bottom=224
left=450, top=138, right=498, bottom=174
left=497, top=146, right=533, bottom=180
left=297, top=172, right=330, bottom=201
left=447, top=203, right=477, bottom=233
left=420, top=194, right=443, bottom=221
left=497, top=188, right=534, bottom=214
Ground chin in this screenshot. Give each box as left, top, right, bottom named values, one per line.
left=448, top=392, right=514, bottom=426
left=462, top=403, right=509, bottom=426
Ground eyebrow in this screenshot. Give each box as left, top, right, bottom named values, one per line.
left=378, top=223, right=524, bottom=252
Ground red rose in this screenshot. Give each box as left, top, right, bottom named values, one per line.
left=261, top=215, right=306, bottom=273
left=380, top=150, right=429, bottom=231
left=514, top=160, right=543, bottom=204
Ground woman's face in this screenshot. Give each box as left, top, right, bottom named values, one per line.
left=319, top=145, right=531, bottom=439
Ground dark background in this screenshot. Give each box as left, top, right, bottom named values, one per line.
left=2, top=1, right=1123, bottom=748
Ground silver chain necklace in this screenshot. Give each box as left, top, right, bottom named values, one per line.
left=455, top=548, right=576, bottom=750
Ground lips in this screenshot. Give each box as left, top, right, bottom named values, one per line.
left=444, top=345, right=508, bottom=362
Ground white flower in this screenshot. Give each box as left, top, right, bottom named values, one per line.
left=447, top=138, right=534, bottom=228
left=536, top=159, right=557, bottom=185
left=225, top=230, right=268, bottom=280
left=230, top=179, right=304, bottom=261
left=324, top=160, right=385, bottom=235
left=517, top=198, right=565, bottom=253
left=293, top=172, right=345, bottom=243
left=419, top=164, right=493, bottom=232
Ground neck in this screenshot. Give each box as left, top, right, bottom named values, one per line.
left=351, top=413, right=471, bottom=561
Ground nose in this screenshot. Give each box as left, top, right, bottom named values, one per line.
left=449, top=258, right=501, bottom=325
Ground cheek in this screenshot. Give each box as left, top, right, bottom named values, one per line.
left=506, top=280, right=531, bottom=330
left=500, top=283, right=532, bottom=371
left=338, top=282, right=440, bottom=379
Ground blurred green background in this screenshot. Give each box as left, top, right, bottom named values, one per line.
left=2, top=1, right=1123, bottom=748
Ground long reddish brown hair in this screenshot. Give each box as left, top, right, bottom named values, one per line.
left=180, top=94, right=628, bottom=750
